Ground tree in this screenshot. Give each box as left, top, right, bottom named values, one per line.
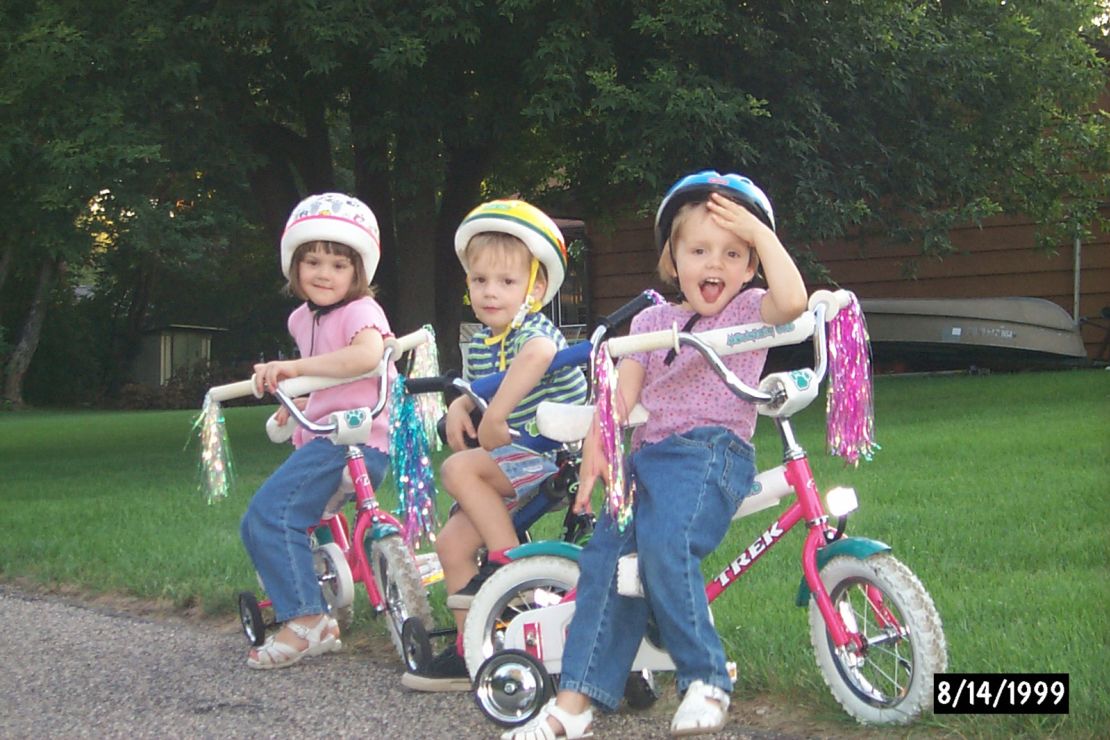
left=1, top=2, right=264, bottom=405
left=0, top=5, right=159, bottom=406
left=545, top=1, right=1109, bottom=253
left=5, top=1, right=1106, bottom=404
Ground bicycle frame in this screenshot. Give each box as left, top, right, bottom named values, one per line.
left=470, top=293, right=947, bottom=727
left=208, top=328, right=434, bottom=635
left=308, top=446, right=405, bottom=613
left=626, top=295, right=892, bottom=652
left=705, top=428, right=868, bottom=653
left=486, top=292, right=888, bottom=664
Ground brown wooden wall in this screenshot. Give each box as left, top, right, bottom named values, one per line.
left=585, top=208, right=1110, bottom=360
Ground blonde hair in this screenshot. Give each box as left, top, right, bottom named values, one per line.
left=287, top=241, right=375, bottom=301
left=656, top=201, right=760, bottom=285
left=465, top=232, right=549, bottom=284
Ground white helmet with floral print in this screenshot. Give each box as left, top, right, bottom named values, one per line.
left=280, top=193, right=381, bottom=283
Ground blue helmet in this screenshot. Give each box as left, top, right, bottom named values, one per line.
left=653, top=170, right=776, bottom=252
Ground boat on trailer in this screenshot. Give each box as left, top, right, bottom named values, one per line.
left=858, top=296, right=1089, bottom=372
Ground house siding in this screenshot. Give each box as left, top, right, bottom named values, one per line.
left=586, top=208, right=1109, bottom=361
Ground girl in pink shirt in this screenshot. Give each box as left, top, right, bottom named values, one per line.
left=241, top=193, right=393, bottom=670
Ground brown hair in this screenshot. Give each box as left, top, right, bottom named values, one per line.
left=287, top=241, right=375, bottom=301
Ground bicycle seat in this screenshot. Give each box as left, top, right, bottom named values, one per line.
left=535, top=401, right=649, bottom=442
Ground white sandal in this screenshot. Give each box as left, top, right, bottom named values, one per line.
left=500, top=698, right=593, bottom=740
left=246, top=615, right=338, bottom=670
left=670, top=680, right=730, bottom=737
left=326, top=616, right=343, bottom=651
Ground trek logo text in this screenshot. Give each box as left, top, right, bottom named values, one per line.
left=713, top=521, right=786, bottom=588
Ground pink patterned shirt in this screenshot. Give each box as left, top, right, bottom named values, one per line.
left=626, top=288, right=767, bottom=449
left=287, top=297, right=394, bottom=450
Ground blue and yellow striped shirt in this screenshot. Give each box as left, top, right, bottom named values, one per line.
left=465, top=312, right=589, bottom=434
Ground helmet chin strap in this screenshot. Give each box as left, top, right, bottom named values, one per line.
left=484, top=258, right=542, bottom=370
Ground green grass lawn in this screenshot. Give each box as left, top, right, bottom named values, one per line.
left=2, top=369, right=1107, bottom=736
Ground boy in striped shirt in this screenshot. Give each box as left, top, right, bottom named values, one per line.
left=402, top=200, right=588, bottom=692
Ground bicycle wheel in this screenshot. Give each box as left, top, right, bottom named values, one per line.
left=237, top=591, right=267, bottom=647
left=808, top=554, right=948, bottom=725
left=368, top=534, right=434, bottom=661
left=462, top=555, right=579, bottom=680
left=473, top=649, right=554, bottom=727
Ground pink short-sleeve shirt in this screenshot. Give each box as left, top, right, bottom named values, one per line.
left=287, top=297, right=394, bottom=450
left=626, top=288, right=767, bottom=449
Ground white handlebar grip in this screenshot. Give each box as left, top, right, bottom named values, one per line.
left=385, top=327, right=432, bottom=357
left=277, top=373, right=367, bottom=398
left=265, top=412, right=296, bottom=443
left=607, top=328, right=679, bottom=357
left=807, top=289, right=856, bottom=321
left=206, top=377, right=263, bottom=402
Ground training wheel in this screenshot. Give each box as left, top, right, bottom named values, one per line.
left=237, top=591, right=266, bottom=647
left=473, top=649, right=554, bottom=727
left=624, top=669, right=659, bottom=709
left=313, top=542, right=355, bottom=610
left=401, top=616, right=432, bottom=673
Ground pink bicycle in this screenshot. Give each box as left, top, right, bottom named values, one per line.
left=464, top=290, right=948, bottom=727
left=205, top=329, right=435, bottom=662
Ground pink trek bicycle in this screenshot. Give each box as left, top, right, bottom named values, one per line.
left=464, top=290, right=949, bottom=727
left=205, top=329, right=435, bottom=662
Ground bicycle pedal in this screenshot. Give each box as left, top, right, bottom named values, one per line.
left=617, top=554, right=643, bottom=598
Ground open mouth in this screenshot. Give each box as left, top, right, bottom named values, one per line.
left=699, top=278, right=725, bottom=303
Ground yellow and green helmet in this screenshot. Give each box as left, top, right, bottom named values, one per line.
left=454, top=199, right=568, bottom=306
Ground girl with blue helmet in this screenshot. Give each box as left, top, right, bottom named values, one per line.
left=506, top=171, right=807, bottom=738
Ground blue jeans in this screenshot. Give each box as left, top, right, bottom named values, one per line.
left=559, top=426, right=754, bottom=710
left=240, top=437, right=389, bottom=622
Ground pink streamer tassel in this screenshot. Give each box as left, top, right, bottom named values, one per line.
left=594, top=342, right=633, bottom=531
left=826, top=297, right=879, bottom=465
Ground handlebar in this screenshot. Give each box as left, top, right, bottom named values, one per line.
left=594, top=290, right=665, bottom=331
left=205, top=327, right=432, bottom=404
left=606, top=290, right=856, bottom=406
left=402, top=292, right=663, bottom=452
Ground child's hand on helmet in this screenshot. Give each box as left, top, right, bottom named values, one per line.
left=477, top=412, right=512, bottom=451
left=705, top=192, right=771, bottom=246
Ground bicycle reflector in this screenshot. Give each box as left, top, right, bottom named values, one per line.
left=825, top=487, right=859, bottom=518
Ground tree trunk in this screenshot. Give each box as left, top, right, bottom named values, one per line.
left=434, top=145, right=492, bottom=368
left=3, top=257, right=60, bottom=408
left=350, top=96, right=398, bottom=319
left=0, top=244, right=12, bottom=328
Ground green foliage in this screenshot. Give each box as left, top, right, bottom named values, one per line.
left=2, top=1, right=1107, bottom=404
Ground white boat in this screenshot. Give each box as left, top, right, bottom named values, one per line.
left=859, top=297, right=1088, bottom=371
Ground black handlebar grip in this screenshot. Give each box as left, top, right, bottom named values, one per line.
left=404, top=372, right=459, bottom=395
left=597, top=290, right=661, bottom=330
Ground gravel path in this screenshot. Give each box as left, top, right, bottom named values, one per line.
left=0, top=585, right=803, bottom=739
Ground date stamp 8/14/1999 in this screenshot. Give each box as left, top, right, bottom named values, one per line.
left=933, top=673, right=1069, bottom=714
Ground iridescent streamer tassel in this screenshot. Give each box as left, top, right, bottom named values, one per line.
left=190, top=393, right=234, bottom=504
left=595, top=342, right=633, bottom=531
left=409, top=324, right=446, bottom=452
left=826, top=297, right=879, bottom=464
left=389, top=374, right=439, bottom=547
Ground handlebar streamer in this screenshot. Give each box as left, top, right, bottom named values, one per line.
left=595, top=342, right=635, bottom=531
left=826, top=297, right=879, bottom=465
left=190, top=393, right=235, bottom=504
